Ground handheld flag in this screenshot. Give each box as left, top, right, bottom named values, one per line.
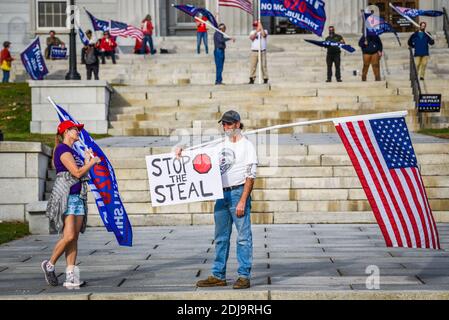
left=365, top=13, right=401, bottom=46
left=304, top=39, right=356, bottom=53
left=85, top=8, right=109, bottom=32
left=50, top=99, right=133, bottom=247
left=20, top=37, right=48, bottom=80
left=79, top=28, right=90, bottom=46
left=173, top=4, right=219, bottom=28
left=110, top=20, right=144, bottom=41
left=334, top=114, right=440, bottom=249
left=393, top=5, right=443, bottom=18
left=261, top=0, right=327, bottom=37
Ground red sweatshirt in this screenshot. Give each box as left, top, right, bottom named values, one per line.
left=97, top=37, right=117, bottom=52
left=0, top=48, right=13, bottom=63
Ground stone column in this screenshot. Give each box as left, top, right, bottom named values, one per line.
left=325, top=0, right=368, bottom=34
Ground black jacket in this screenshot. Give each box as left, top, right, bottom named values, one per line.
left=359, top=35, right=383, bottom=54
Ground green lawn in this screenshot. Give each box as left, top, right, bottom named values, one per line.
left=0, top=83, right=109, bottom=148
left=0, top=222, right=30, bottom=245
left=418, top=128, right=449, bottom=140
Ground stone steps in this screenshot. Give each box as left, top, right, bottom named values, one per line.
left=44, top=141, right=449, bottom=225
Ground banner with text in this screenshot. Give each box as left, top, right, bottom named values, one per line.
left=146, top=149, right=223, bottom=207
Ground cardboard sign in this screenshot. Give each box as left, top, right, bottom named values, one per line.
left=418, top=94, right=442, bottom=112
left=146, top=149, right=223, bottom=207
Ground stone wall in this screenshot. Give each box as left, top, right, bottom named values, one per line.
left=0, top=142, right=51, bottom=222
left=29, top=80, right=113, bottom=134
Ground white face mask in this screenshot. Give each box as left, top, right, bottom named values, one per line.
left=224, top=128, right=241, bottom=138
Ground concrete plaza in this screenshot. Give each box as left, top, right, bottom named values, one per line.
left=1, top=224, right=449, bottom=299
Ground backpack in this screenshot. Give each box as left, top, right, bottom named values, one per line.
left=85, top=46, right=97, bottom=65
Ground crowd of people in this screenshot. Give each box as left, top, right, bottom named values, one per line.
left=0, top=16, right=436, bottom=85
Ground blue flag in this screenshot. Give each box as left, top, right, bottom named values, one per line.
left=79, top=28, right=90, bottom=46
left=52, top=102, right=133, bottom=247
left=261, top=0, right=326, bottom=37
left=20, top=37, right=48, bottom=80
left=173, top=4, right=219, bottom=28
left=304, top=39, right=356, bottom=53
left=394, top=6, right=443, bottom=18
left=50, top=47, right=67, bottom=59
left=364, top=13, right=401, bottom=46
left=85, top=9, right=109, bottom=32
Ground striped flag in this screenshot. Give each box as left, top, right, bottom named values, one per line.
left=219, top=0, right=253, bottom=15
left=334, top=113, right=440, bottom=249
left=110, top=20, right=144, bottom=41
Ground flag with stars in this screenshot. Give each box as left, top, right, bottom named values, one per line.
left=334, top=113, right=440, bottom=249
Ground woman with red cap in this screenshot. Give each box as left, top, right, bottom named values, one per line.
left=41, top=120, right=100, bottom=288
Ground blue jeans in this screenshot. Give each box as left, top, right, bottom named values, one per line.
left=197, top=32, right=208, bottom=54
left=212, top=185, right=253, bottom=280
left=2, top=70, right=10, bottom=83
left=214, top=48, right=225, bottom=84
left=141, top=34, right=156, bottom=54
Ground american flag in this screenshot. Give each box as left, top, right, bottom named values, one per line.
left=334, top=114, right=440, bottom=249
left=110, top=20, right=144, bottom=41
left=219, top=0, right=253, bottom=15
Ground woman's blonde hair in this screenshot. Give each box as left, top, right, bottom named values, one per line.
left=52, top=131, right=64, bottom=168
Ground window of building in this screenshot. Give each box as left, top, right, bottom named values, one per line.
left=36, top=0, right=68, bottom=30
left=176, top=0, right=206, bottom=24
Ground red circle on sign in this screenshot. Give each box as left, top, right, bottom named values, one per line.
left=193, top=154, right=212, bottom=174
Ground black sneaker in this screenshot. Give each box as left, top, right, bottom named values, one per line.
left=264, top=79, right=269, bottom=84
left=248, top=78, right=255, bottom=84
left=337, top=79, right=342, bottom=82
left=41, top=260, right=59, bottom=286
left=326, top=79, right=331, bottom=82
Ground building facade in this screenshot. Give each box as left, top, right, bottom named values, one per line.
left=0, top=0, right=448, bottom=53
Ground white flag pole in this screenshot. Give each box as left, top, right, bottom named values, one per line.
left=216, top=0, right=220, bottom=22
left=389, top=3, right=434, bottom=40
left=185, top=110, right=409, bottom=151
left=47, top=96, right=95, bottom=158
left=258, top=0, right=263, bottom=84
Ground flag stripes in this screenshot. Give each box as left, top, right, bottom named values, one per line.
left=219, top=0, right=253, bottom=15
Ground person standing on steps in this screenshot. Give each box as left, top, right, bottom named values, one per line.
left=408, top=22, right=435, bottom=81
left=141, top=14, right=157, bottom=55
left=214, top=24, right=235, bottom=85
left=325, top=26, right=345, bottom=82
left=358, top=33, right=383, bottom=81
left=249, top=20, right=269, bottom=84
left=175, top=110, right=258, bottom=289
left=42, top=120, right=100, bottom=289
left=196, top=15, right=209, bottom=54
left=0, top=41, right=14, bottom=83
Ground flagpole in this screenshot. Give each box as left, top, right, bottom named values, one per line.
left=389, top=3, right=434, bottom=40
left=258, top=0, right=263, bottom=85
left=47, top=96, right=96, bottom=158
left=186, top=110, right=409, bottom=151
left=194, top=16, right=231, bottom=38
left=216, top=0, right=220, bottom=22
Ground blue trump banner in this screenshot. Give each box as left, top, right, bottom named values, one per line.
left=50, top=99, right=133, bottom=247
left=85, top=8, right=110, bottom=32
left=50, top=47, right=67, bottom=59
left=304, top=39, right=356, bottom=53
left=261, top=0, right=326, bottom=36
left=393, top=5, right=443, bottom=18
left=79, top=28, right=90, bottom=46
left=20, top=37, right=48, bottom=80
left=365, top=13, right=401, bottom=46
left=173, top=4, right=219, bottom=28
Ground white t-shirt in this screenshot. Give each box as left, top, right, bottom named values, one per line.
left=210, top=136, right=258, bottom=188
left=250, top=30, right=268, bottom=51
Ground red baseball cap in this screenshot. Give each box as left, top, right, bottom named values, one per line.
left=57, top=120, right=84, bottom=135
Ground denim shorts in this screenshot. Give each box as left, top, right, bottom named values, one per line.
left=64, top=194, right=85, bottom=216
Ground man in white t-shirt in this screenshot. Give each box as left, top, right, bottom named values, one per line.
left=176, top=110, right=258, bottom=289
left=249, top=20, right=269, bottom=84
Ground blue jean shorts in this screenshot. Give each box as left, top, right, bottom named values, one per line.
left=64, top=194, right=85, bottom=216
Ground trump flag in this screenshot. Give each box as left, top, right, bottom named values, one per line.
left=51, top=100, right=133, bottom=247
left=334, top=112, right=440, bottom=249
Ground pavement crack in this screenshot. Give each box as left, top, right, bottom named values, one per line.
left=267, top=263, right=270, bottom=269
left=0, top=267, right=8, bottom=273
left=203, top=259, right=207, bottom=264
left=415, top=275, right=426, bottom=284
left=21, top=257, right=31, bottom=262
left=169, top=229, right=174, bottom=234
left=117, top=278, right=127, bottom=287
left=336, top=269, right=343, bottom=276
left=267, top=252, right=270, bottom=259
left=104, top=241, right=111, bottom=246
left=329, top=257, right=335, bottom=263
left=89, top=250, right=97, bottom=256
left=267, top=276, right=271, bottom=285
left=162, top=236, right=166, bottom=240
left=317, top=238, right=321, bottom=244
left=196, top=269, right=201, bottom=278
left=133, top=265, right=140, bottom=271
left=145, top=254, right=152, bottom=260
left=211, top=239, right=214, bottom=245
left=153, top=245, right=159, bottom=249
left=206, top=248, right=210, bottom=253
left=399, top=263, right=407, bottom=269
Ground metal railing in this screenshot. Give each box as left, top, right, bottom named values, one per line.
left=409, top=47, right=423, bottom=127
left=444, top=7, right=449, bottom=48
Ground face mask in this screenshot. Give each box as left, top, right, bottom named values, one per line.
left=224, top=128, right=241, bottom=138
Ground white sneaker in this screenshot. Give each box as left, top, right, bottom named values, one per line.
left=63, top=271, right=85, bottom=289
